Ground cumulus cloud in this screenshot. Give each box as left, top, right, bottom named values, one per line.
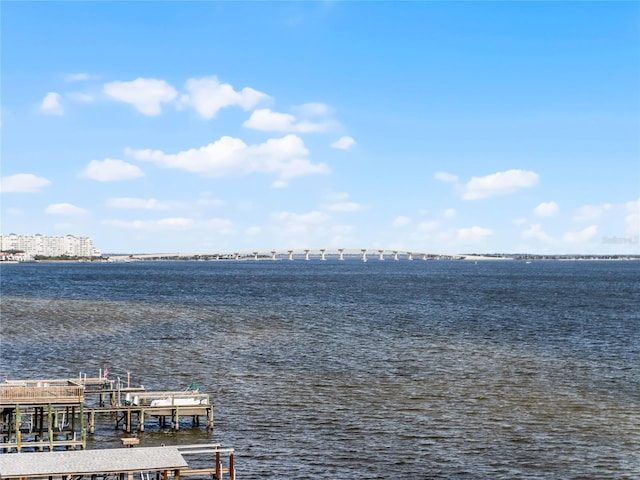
left=626, top=199, right=640, bottom=236
left=462, top=169, right=539, bottom=200
left=65, top=73, right=90, bottom=82
left=40, top=92, right=64, bottom=115
left=522, top=224, right=552, bottom=242
left=106, top=197, right=171, bottom=210
left=326, top=201, right=362, bottom=212
left=293, top=102, right=331, bottom=117
left=434, top=171, right=458, bottom=183
left=393, top=216, right=411, bottom=227
left=442, top=208, right=456, bottom=219
left=573, top=203, right=612, bottom=222
left=456, top=226, right=493, bottom=243
left=128, top=134, right=329, bottom=187
left=104, top=78, right=177, bottom=115
left=45, top=203, right=88, bottom=216
left=271, top=210, right=330, bottom=236
left=82, top=159, right=145, bottom=182
left=244, top=108, right=331, bottom=133
left=202, top=218, right=235, bottom=234
left=534, top=201, right=559, bottom=218
left=1, top=173, right=51, bottom=193
left=417, top=221, right=439, bottom=233
left=179, top=76, right=269, bottom=119
left=67, top=92, right=94, bottom=103
left=562, top=225, right=598, bottom=243
left=104, top=217, right=195, bottom=230
left=331, top=136, right=355, bottom=150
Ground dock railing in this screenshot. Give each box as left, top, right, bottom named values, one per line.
left=178, top=444, right=236, bottom=480
left=0, top=384, right=85, bottom=405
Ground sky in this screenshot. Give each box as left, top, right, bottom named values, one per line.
left=1, top=1, right=639, bottom=255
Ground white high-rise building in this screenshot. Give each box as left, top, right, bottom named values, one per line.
left=0, top=234, right=101, bottom=259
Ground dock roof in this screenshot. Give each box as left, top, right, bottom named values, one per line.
left=0, top=446, right=188, bottom=477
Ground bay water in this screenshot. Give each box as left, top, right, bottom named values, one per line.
left=1, top=260, right=638, bottom=478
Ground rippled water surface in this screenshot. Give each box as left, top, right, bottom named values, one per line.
left=1, top=260, right=639, bottom=478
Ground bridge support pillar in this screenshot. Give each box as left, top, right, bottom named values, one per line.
left=338, top=249, right=345, bottom=261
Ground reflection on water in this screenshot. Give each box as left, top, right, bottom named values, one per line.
left=1, top=260, right=639, bottom=478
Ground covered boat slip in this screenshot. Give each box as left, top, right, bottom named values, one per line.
left=1, top=374, right=214, bottom=452
left=0, top=444, right=235, bottom=480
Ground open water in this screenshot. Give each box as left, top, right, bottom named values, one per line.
left=1, top=260, right=639, bottom=478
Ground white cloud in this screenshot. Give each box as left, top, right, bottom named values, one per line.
left=202, top=218, right=235, bottom=234
left=82, top=159, right=145, bottom=182
left=247, top=226, right=262, bottom=236
left=128, top=134, right=329, bottom=187
left=65, top=73, right=90, bottom=82
left=417, top=221, right=439, bottom=233
left=326, top=201, right=362, bottom=212
left=45, top=203, right=88, bottom=216
left=562, top=225, right=598, bottom=243
left=179, top=76, right=269, bottom=119
left=67, top=92, right=94, bottom=103
left=106, top=197, right=171, bottom=210
left=1, top=173, right=51, bottom=193
left=325, top=192, right=349, bottom=202
left=243, top=108, right=332, bottom=133
left=442, top=208, right=456, bottom=219
left=456, top=226, right=493, bottom=243
left=573, top=203, right=611, bottom=222
left=271, top=210, right=330, bottom=236
left=40, top=92, right=64, bottom=115
left=104, top=217, right=195, bottom=230
left=534, top=201, right=559, bottom=218
left=462, top=169, right=539, bottom=200
left=196, top=196, right=225, bottom=207
left=434, top=171, right=458, bottom=183
left=103, top=78, right=177, bottom=115
left=513, top=218, right=527, bottom=226
left=293, top=102, right=331, bottom=117
left=625, top=199, right=640, bottom=236
left=393, top=216, right=411, bottom=227
left=331, top=136, right=355, bottom=150
left=522, top=224, right=552, bottom=242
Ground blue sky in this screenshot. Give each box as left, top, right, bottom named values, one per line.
left=2, top=1, right=639, bottom=255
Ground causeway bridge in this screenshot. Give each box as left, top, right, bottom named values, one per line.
left=108, top=248, right=466, bottom=262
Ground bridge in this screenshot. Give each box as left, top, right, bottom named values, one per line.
left=107, top=248, right=466, bottom=262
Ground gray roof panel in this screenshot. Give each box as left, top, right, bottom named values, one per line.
left=0, top=446, right=188, bottom=477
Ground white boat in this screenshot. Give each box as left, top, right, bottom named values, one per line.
left=150, top=397, right=207, bottom=407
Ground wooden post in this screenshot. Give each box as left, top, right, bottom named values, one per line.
left=215, top=448, right=221, bottom=480
left=79, top=402, right=85, bottom=449
left=15, top=404, right=22, bottom=452
left=206, top=406, right=214, bottom=429
left=138, top=409, right=145, bottom=432
left=229, top=451, right=235, bottom=480
left=48, top=404, right=53, bottom=451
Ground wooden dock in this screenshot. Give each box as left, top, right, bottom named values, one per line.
left=1, top=373, right=214, bottom=452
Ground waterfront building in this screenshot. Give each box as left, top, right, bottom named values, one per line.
left=0, top=234, right=101, bottom=259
